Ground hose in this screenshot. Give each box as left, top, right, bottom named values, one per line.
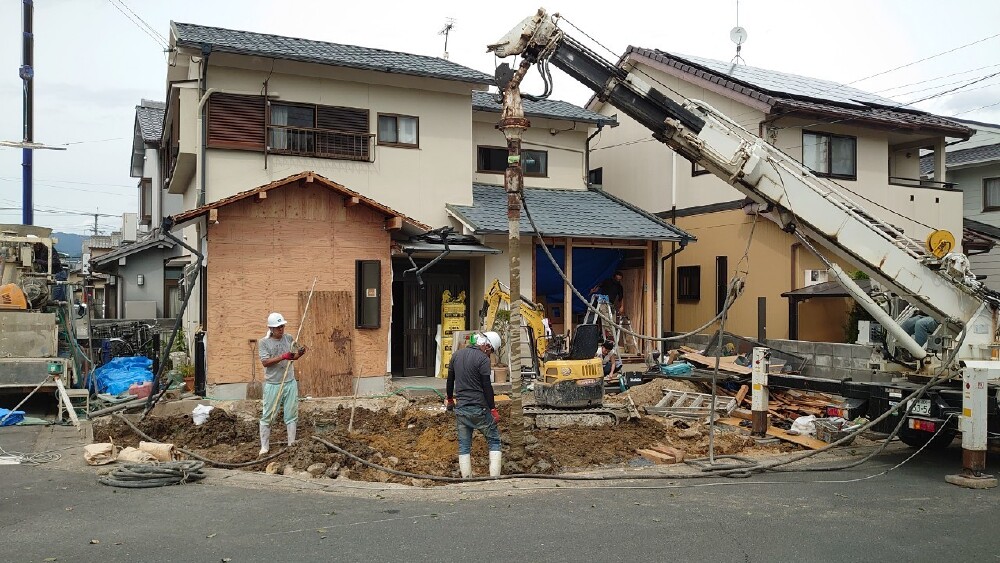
left=111, top=412, right=288, bottom=469
left=98, top=460, right=207, bottom=488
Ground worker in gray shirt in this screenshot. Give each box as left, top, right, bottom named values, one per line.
left=258, top=312, right=307, bottom=455
left=446, top=331, right=502, bottom=477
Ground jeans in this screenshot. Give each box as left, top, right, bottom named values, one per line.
left=901, top=315, right=939, bottom=346
left=455, top=405, right=502, bottom=454
left=603, top=361, right=623, bottom=376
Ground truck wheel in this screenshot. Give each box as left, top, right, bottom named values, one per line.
left=898, top=427, right=956, bottom=450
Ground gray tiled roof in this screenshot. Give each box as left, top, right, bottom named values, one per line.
left=447, top=184, right=694, bottom=241
left=472, top=91, right=617, bottom=126
left=921, top=142, right=1000, bottom=175
left=136, top=100, right=165, bottom=143
left=173, top=22, right=492, bottom=84
left=626, top=48, right=971, bottom=137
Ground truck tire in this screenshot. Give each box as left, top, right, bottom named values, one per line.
left=898, top=426, right=956, bottom=450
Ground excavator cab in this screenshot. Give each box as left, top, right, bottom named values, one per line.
left=534, top=324, right=605, bottom=409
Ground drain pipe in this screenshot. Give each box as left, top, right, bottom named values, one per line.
left=661, top=236, right=686, bottom=345
left=197, top=45, right=212, bottom=207
left=584, top=123, right=605, bottom=187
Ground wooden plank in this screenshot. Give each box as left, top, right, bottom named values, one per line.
left=637, top=448, right=679, bottom=465
left=734, top=384, right=749, bottom=405
left=681, top=351, right=752, bottom=374
left=296, top=291, right=354, bottom=397
left=715, top=418, right=829, bottom=450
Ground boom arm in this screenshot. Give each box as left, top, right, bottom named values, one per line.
left=489, top=9, right=998, bottom=362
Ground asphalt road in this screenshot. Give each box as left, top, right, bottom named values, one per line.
left=3, top=428, right=1000, bottom=562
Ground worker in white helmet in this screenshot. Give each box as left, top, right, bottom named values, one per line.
left=257, top=312, right=307, bottom=455
left=446, top=331, right=503, bottom=478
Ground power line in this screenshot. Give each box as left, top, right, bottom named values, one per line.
left=873, top=63, right=1000, bottom=94
left=845, top=32, right=1000, bottom=85
left=106, top=0, right=168, bottom=49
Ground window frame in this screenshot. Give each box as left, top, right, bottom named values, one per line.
left=377, top=113, right=420, bottom=149
left=983, top=177, right=1000, bottom=212
left=802, top=130, right=858, bottom=180
left=266, top=101, right=372, bottom=162
left=476, top=145, right=549, bottom=178
left=676, top=265, right=701, bottom=301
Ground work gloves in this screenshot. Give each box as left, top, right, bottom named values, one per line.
left=490, top=408, right=500, bottom=423
left=280, top=352, right=295, bottom=361
left=446, top=398, right=455, bottom=412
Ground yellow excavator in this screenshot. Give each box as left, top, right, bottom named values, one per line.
left=479, top=279, right=619, bottom=426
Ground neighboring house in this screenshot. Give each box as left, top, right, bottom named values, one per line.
left=157, top=23, right=691, bottom=395
left=131, top=99, right=183, bottom=231
left=588, top=48, right=972, bottom=342
left=921, top=118, right=1000, bottom=291
left=82, top=232, right=122, bottom=318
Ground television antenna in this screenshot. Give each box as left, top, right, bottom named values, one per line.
left=439, top=18, right=456, bottom=60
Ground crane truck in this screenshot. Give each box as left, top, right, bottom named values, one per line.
left=489, top=9, right=1000, bottom=487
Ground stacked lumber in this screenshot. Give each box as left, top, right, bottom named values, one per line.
left=677, top=346, right=751, bottom=375
left=636, top=443, right=687, bottom=464
left=715, top=385, right=842, bottom=422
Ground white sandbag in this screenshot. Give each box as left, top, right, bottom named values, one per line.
left=84, top=443, right=117, bottom=466
left=138, top=441, right=175, bottom=462
left=192, top=404, right=215, bottom=426
left=117, top=446, right=156, bottom=463
left=789, top=415, right=817, bottom=436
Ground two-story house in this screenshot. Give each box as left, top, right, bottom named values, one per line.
left=922, top=118, right=1000, bottom=291
left=588, top=48, right=971, bottom=343
left=157, top=24, right=690, bottom=397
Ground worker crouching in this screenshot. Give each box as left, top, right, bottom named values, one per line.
left=446, top=331, right=503, bottom=478
left=257, top=312, right=307, bottom=456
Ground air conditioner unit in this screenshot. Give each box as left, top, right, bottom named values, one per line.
left=804, top=269, right=829, bottom=287
left=122, top=213, right=138, bottom=243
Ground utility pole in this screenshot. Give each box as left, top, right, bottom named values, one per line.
left=496, top=59, right=534, bottom=468
left=21, top=0, right=34, bottom=225
left=93, top=213, right=99, bottom=236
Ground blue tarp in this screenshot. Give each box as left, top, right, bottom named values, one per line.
left=0, top=408, right=25, bottom=426
left=535, top=246, right=623, bottom=314
left=93, top=356, right=154, bottom=395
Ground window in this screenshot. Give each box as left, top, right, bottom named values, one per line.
left=477, top=146, right=548, bottom=177
left=984, top=177, right=1000, bottom=211
left=377, top=114, right=419, bottom=147
left=356, top=260, right=381, bottom=328
left=803, top=131, right=857, bottom=179
left=589, top=167, right=603, bottom=186
left=269, top=103, right=372, bottom=161
left=715, top=256, right=728, bottom=315
left=677, top=266, right=700, bottom=301
left=692, top=162, right=710, bottom=177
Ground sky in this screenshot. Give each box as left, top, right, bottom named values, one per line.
left=0, top=0, right=998, bottom=234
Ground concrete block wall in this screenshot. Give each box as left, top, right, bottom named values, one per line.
left=664, top=333, right=882, bottom=382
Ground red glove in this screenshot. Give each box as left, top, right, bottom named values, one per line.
left=490, top=408, right=500, bottom=423
left=280, top=352, right=295, bottom=361
left=446, top=398, right=455, bottom=412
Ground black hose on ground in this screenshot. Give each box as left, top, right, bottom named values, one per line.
left=111, top=413, right=288, bottom=469
left=98, top=461, right=207, bottom=488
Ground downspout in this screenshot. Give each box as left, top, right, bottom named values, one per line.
left=197, top=45, right=212, bottom=207
left=584, top=122, right=605, bottom=187
left=662, top=234, right=686, bottom=339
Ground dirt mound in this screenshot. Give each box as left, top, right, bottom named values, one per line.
left=94, top=398, right=783, bottom=486
left=615, top=378, right=704, bottom=407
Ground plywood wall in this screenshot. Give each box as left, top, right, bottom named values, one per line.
left=205, top=179, right=392, bottom=393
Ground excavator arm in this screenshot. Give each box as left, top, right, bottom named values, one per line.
left=489, top=9, right=999, bottom=363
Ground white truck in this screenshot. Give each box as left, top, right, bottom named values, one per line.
left=489, top=9, right=1000, bottom=487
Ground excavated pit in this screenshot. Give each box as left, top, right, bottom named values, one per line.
left=93, top=379, right=796, bottom=486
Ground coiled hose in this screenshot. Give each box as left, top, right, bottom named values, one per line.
left=98, top=460, right=206, bottom=488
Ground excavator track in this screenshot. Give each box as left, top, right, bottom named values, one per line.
left=524, top=404, right=624, bottom=429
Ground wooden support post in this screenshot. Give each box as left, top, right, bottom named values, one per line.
left=564, top=237, right=572, bottom=339
left=644, top=241, right=654, bottom=355
left=54, top=375, right=80, bottom=429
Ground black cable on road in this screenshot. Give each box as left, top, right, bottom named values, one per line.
left=99, top=461, right=206, bottom=488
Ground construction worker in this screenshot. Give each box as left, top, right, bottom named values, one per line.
left=446, top=331, right=502, bottom=478
left=257, top=312, right=307, bottom=455
left=591, top=270, right=625, bottom=315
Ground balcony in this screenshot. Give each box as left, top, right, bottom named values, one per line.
left=888, top=176, right=956, bottom=190
left=267, top=125, right=375, bottom=163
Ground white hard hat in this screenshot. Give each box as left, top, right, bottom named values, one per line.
left=482, top=331, right=502, bottom=352
left=267, top=312, right=288, bottom=328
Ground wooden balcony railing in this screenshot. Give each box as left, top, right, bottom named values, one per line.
left=267, top=125, right=375, bottom=163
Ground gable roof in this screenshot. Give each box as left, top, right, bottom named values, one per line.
left=170, top=171, right=429, bottom=233
left=921, top=142, right=1000, bottom=175
left=91, top=231, right=176, bottom=269
left=136, top=100, right=165, bottom=143
left=446, top=184, right=694, bottom=242
left=472, top=91, right=617, bottom=126
left=172, top=22, right=492, bottom=85
left=623, top=47, right=972, bottom=137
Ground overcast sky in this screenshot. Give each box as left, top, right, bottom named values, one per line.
left=0, top=0, right=998, bottom=234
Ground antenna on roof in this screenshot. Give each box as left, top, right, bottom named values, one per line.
left=439, top=18, right=456, bottom=60
left=729, top=0, right=747, bottom=70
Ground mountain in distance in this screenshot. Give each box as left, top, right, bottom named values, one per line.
left=52, top=232, right=88, bottom=258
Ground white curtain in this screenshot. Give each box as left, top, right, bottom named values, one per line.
left=269, top=104, right=288, bottom=150
left=398, top=117, right=418, bottom=145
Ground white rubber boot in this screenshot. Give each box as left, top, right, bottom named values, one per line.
left=258, top=422, right=270, bottom=456
left=489, top=450, right=502, bottom=477
left=286, top=422, right=296, bottom=446
left=459, top=454, right=472, bottom=478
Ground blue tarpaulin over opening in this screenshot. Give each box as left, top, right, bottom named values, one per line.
left=94, top=356, right=154, bottom=395
left=535, top=246, right=623, bottom=314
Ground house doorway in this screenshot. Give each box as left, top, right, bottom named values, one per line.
left=391, top=259, right=469, bottom=377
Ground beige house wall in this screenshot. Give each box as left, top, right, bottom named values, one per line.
left=472, top=115, right=589, bottom=190
left=665, top=209, right=855, bottom=342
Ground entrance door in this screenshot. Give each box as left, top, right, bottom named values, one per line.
left=400, top=266, right=468, bottom=377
